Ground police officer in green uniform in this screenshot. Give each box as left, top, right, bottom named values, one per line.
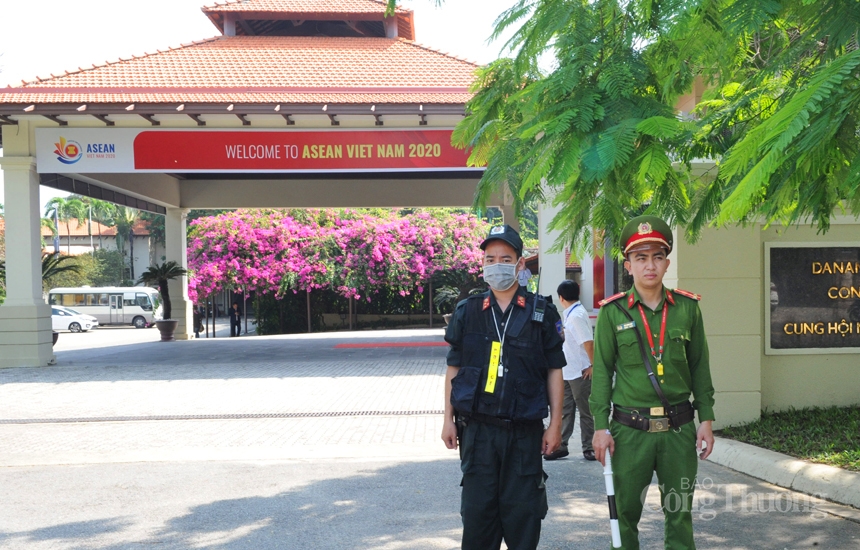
left=442, top=224, right=566, bottom=550
left=589, top=215, right=715, bottom=550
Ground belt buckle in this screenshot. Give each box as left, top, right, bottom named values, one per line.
left=649, top=418, right=670, bottom=433
left=650, top=407, right=664, bottom=416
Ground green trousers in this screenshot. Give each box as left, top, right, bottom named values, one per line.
left=458, top=420, right=548, bottom=550
left=610, top=421, right=698, bottom=550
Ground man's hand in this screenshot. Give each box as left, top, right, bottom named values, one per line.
left=441, top=418, right=459, bottom=450
left=696, top=420, right=714, bottom=460
left=581, top=366, right=593, bottom=380
left=542, top=423, right=561, bottom=456
left=592, top=430, right=615, bottom=466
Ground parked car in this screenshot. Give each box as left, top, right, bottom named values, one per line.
left=51, top=307, right=94, bottom=333
left=53, top=305, right=99, bottom=328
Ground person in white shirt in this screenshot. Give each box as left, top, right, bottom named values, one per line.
left=545, top=280, right=596, bottom=461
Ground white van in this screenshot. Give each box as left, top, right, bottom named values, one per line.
left=48, top=287, right=162, bottom=328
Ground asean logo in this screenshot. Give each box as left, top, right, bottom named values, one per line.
left=54, top=137, right=83, bottom=165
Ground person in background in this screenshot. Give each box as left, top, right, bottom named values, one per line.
left=545, top=280, right=596, bottom=461
left=229, top=301, right=242, bottom=337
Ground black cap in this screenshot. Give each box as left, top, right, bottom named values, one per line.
left=480, top=224, right=524, bottom=257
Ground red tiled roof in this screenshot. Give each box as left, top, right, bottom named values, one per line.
left=42, top=220, right=150, bottom=237
left=1, top=37, right=476, bottom=105
left=202, top=0, right=408, bottom=15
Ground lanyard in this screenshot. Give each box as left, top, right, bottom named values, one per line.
left=636, top=301, right=668, bottom=375
left=490, top=304, right=514, bottom=364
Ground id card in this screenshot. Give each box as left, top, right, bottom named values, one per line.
left=484, top=341, right=502, bottom=393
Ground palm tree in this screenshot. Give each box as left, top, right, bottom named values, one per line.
left=40, top=253, right=82, bottom=290
left=44, top=197, right=87, bottom=256
left=40, top=217, right=58, bottom=251
left=136, top=261, right=187, bottom=320
left=113, top=206, right=140, bottom=280
left=90, top=199, right=117, bottom=251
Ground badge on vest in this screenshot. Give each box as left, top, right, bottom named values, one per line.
left=616, top=321, right=636, bottom=332
left=484, top=341, right=502, bottom=393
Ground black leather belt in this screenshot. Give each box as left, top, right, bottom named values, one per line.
left=462, top=413, right=543, bottom=430
left=612, top=401, right=695, bottom=433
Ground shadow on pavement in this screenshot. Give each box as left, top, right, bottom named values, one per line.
left=0, top=459, right=854, bottom=549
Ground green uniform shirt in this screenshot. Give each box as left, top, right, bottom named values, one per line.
left=589, top=286, right=716, bottom=430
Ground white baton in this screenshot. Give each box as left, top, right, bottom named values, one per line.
left=603, top=452, right=622, bottom=548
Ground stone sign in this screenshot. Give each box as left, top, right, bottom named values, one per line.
left=769, top=245, right=860, bottom=351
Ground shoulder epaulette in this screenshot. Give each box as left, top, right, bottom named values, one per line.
left=672, top=288, right=702, bottom=301
left=598, top=292, right=626, bottom=307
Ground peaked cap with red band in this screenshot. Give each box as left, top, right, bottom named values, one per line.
left=620, top=215, right=673, bottom=255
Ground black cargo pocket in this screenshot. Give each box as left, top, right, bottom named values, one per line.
left=515, top=428, right=544, bottom=476
left=538, top=470, right=549, bottom=519
left=450, top=366, right=481, bottom=413
left=512, top=378, right=547, bottom=421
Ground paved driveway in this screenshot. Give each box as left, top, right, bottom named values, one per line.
left=1, top=329, right=858, bottom=549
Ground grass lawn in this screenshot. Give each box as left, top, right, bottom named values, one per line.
left=717, top=406, right=860, bottom=472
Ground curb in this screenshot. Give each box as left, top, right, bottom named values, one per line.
left=710, top=436, right=860, bottom=511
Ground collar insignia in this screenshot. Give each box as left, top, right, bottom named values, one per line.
left=628, top=293, right=635, bottom=308
left=482, top=297, right=491, bottom=311
left=638, top=222, right=652, bottom=234
left=516, top=295, right=526, bottom=308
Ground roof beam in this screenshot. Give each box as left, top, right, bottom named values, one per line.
left=419, top=114, right=428, bottom=126
left=327, top=114, right=340, bottom=126
left=281, top=114, right=295, bottom=126
left=237, top=114, right=251, bottom=126
left=238, top=19, right=255, bottom=36
left=139, top=114, right=160, bottom=126
left=0, top=115, right=17, bottom=125
left=92, top=114, right=115, bottom=126
left=43, top=114, right=67, bottom=126
left=187, top=113, right=206, bottom=126
left=373, top=114, right=383, bottom=126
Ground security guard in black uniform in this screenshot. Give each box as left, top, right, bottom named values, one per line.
left=442, top=225, right=566, bottom=550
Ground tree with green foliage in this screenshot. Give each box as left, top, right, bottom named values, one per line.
left=91, top=249, right=128, bottom=287
left=40, top=253, right=85, bottom=291
left=44, top=197, right=88, bottom=256
left=402, top=0, right=860, bottom=253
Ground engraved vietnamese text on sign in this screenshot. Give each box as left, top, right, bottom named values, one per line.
left=769, top=246, right=860, bottom=350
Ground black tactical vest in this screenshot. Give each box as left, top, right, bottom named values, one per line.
left=449, top=292, right=549, bottom=421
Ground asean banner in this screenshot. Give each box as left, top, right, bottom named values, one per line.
left=35, top=128, right=476, bottom=173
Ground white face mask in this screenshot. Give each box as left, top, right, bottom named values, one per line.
left=483, top=263, right=518, bottom=292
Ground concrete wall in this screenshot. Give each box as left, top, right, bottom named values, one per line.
left=674, top=225, right=763, bottom=429
left=759, top=223, right=860, bottom=411
left=674, top=221, right=860, bottom=428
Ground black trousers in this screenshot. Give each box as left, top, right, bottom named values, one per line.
left=230, top=320, right=241, bottom=336
left=458, top=420, right=548, bottom=550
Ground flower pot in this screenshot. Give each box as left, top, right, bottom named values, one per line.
left=155, top=319, right=179, bottom=342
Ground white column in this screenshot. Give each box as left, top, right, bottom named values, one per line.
left=537, top=200, right=566, bottom=298
left=165, top=207, right=192, bottom=340
left=0, top=157, right=54, bottom=367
